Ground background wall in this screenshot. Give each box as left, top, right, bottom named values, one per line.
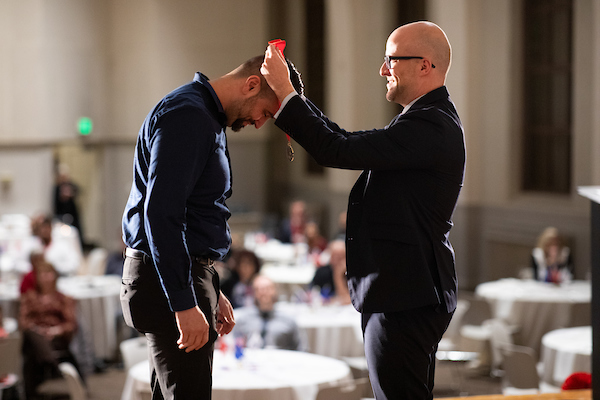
left=0, top=0, right=598, bottom=290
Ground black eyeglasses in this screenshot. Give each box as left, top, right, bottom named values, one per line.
left=384, top=56, right=435, bottom=69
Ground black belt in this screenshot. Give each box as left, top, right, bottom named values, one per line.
left=125, top=248, right=214, bottom=266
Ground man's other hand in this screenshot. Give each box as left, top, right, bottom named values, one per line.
left=216, top=291, right=235, bottom=336
left=175, top=306, right=210, bottom=352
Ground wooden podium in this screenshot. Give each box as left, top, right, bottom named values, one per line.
left=578, top=186, right=600, bottom=400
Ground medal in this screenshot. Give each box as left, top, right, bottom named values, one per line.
left=286, top=137, right=295, bottom=162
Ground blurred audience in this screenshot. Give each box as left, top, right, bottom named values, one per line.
left=278, top=200, right=308, bottom=244
left=220, top=249, right=262, bottom=308
left=105, top=240, right=126, bottom=276
left=54, top=163, right=84, bottom=246
left=19, top=251, right=45, bottom=294
left=531, top=226, right=573, bottom=283
left=305, top=221, right=328, bottom=263
left=310, top=240, right=351, bottom=305
left=22, top=214, right=82, bottom=277
left=19, top=261, right=83, bottom=399
left=234, top=275, right=305, bottom=351
left=333, top=211, right=347, bottom=241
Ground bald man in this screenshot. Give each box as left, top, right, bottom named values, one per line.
left=262, top=22, right=466, bottom=399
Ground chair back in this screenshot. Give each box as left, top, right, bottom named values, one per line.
left=315, top=377, right=370, bottom=400
left=58, top=362, right=87, bottom=400
left=120, top=336, right=148, bottom=371
left=86, top=247, right=108, bottom=275
left=500, top=343, right=539, bottom=390
left=487, top=318, right=513, bottom=371
left=0, top=335, right=22, bottom=378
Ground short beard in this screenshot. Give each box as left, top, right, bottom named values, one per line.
left=231, top=119, right=246, bottom=132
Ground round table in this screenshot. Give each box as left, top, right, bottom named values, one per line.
left=234, top=303, right=363, bottom=358
left=280, top=303, right=363, bottom=358
left=58, top=275, right=122, bottom=361
left=260, top=264, right=316, bottom=301
left=541, top=326, right=591, bottom=387
left=122, top=349, right=353, bottom=400
left=475, top=279, right=591, bottom=353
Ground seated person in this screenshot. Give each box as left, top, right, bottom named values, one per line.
left=531, top=227, right=573, bottom=283
left=305, top=221, right=328, bottom=259
left=22, top=214, right=82, bottom=277
left=234, top=275, right=305, bottom=351
left=310, top=240, right=351, bottom=305
left=277, top=200, right=308, bottom=244
left=105, top=241, right=126, bottom=276
left=19, top=251, right=45, bottom=294
left=19, top=261, right=82, bottom=399
left=220, top=249, right=261, bottom=308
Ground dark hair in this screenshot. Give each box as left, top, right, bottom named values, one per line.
left=286, top=58, right=304, bottom=96
left=231, top=249, right=262, bottom=275
left=233, top=55, right=304, bottom=97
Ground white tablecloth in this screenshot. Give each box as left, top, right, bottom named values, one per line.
left=121, top=349, right=353, bottom=400
left=260, top=264, right=316, bottom=301
left=281, top=303, right=363, bottom=358
left=58, top=275, right=121, bottom=360
left=475, top=279, right=591, bottom=353
left=235, top=303, right=364, bottom=358
left=541, top=326, right=591, bottom=387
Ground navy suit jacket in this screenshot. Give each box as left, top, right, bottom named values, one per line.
left=275, top=86, right=465, bottom=314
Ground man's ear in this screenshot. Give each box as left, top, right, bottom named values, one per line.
left=243, top=75, right=261, bottom=97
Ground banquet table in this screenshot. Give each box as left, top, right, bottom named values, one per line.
left=235, top=302, right=364, bottom=358
left=475, top=279, right=591, bottom=353
left=260, top=264, right=316, bottom=301
left=57, top=275, right=121, bottom=361
left=121, top=348, right=353, bottom=400
left=540, top=326, right=591, bottom=387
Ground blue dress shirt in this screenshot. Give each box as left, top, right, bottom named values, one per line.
left=122, top=73, right=232, bottom=312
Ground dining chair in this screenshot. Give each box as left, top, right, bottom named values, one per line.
left=85, top=247, right=108, bottom=275
left=119, top=336, right=148, bottom=371
left=500, top=342, right=539, bottom=393
left=58, top=362, right=87, bottom=400
left=500, top=342, right=561, bottom=396
left=488, top=318, right=514, bottom=376
left=315, top=377, right=370, bottom=400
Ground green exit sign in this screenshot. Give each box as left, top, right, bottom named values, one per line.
left=77, top=117, right=93, bottom=136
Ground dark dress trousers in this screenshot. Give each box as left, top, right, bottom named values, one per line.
left=275, top=86, right=466, bottom=399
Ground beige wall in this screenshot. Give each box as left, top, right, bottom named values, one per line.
left=0, top=0, right=272, bottom=246
left=0, top=0, right=599, bottom=286
left=429, top=0, right=599, bottom=288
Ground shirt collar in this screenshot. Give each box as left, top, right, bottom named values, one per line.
left=401, top=93, right=426, bottom=115
left=194, top=72, right=226, bottom=123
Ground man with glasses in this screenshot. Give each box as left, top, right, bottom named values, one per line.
left=262, top=21, right=465, bottom=399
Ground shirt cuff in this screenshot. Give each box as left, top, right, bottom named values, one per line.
left=274, top=91, right=300, bottom=119
left=168, top=286, right=198, bottom=312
